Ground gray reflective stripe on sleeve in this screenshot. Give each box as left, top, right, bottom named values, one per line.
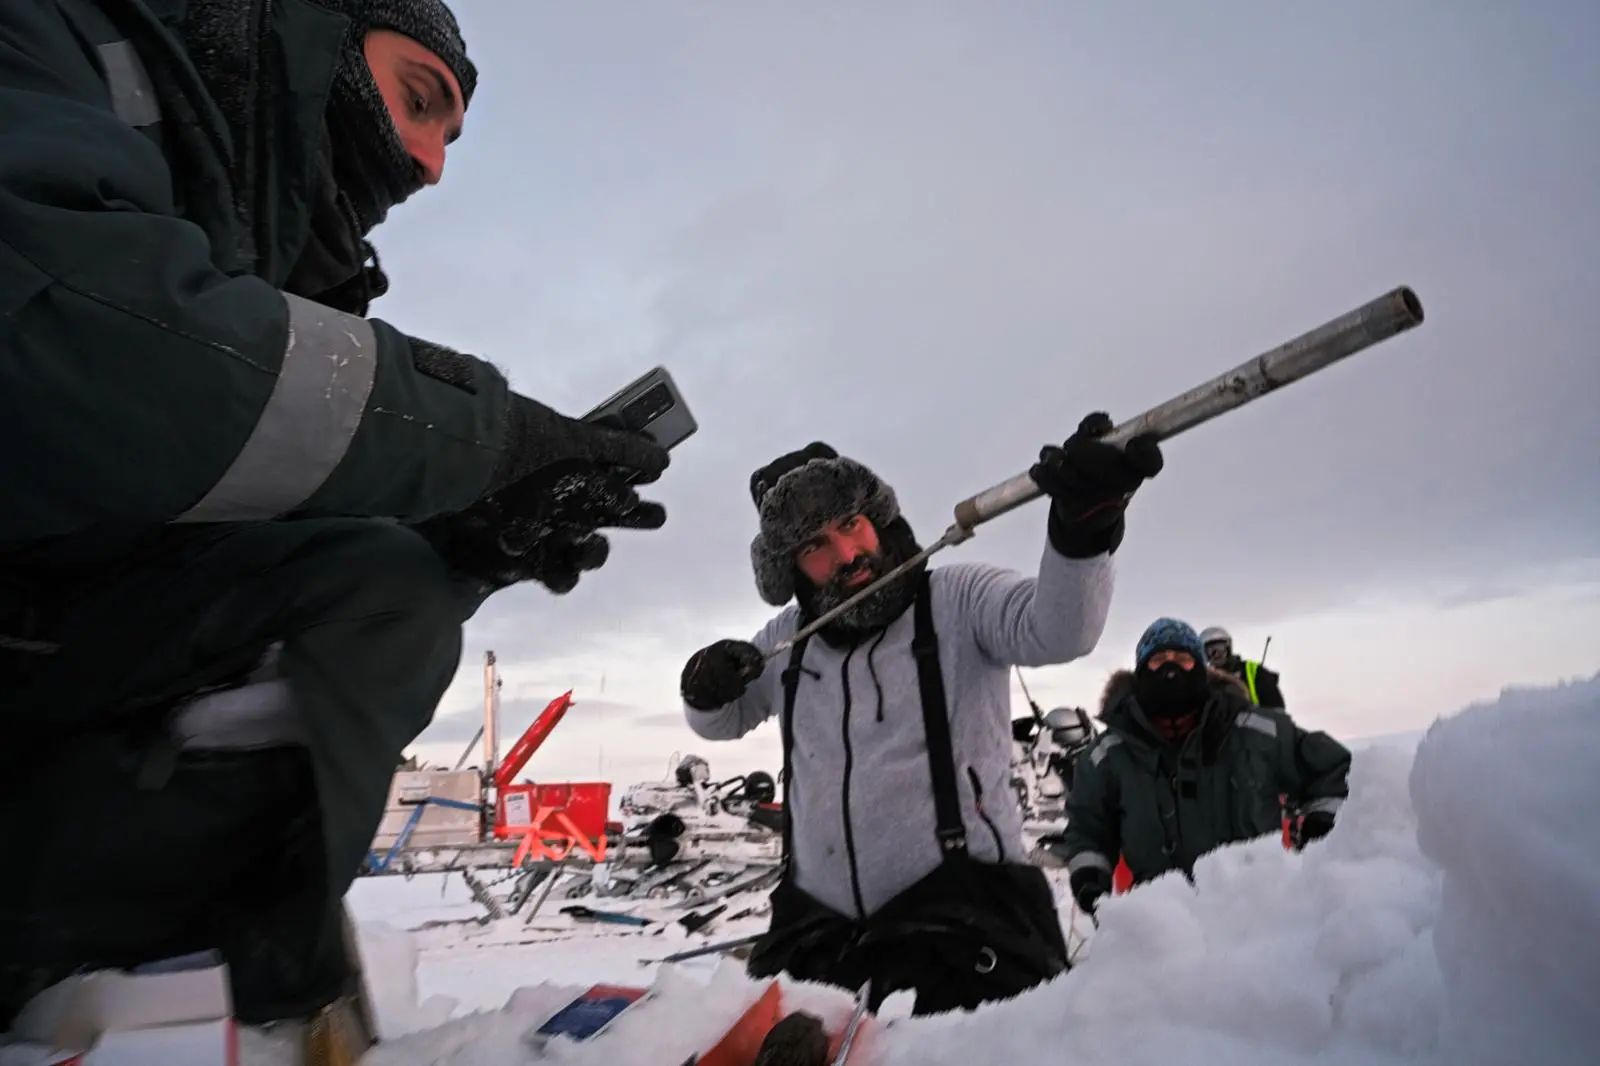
left=96, top=41, right=160, bottom=127
left=1236, top=711, right=1278, bottom=738
left=1067, top=851, right=1112, bottom=874
left=1089, top=734, right=1121, bottom=766
left=176, top=294, right=378, bottom=522
left=1300, top=797, right=1344, bottom=816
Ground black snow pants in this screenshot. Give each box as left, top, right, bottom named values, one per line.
left=0, top=518, right=486, bottom=1026
left=747, top=856, right=1071, bottom=1017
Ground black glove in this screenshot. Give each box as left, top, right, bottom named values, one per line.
left=407, top=337, right=674, bottom=499
left=1292, top=810, right=1336, bottom=850
left=1069, top=865, right=1112, bottom=915
left=680, top=639, right=765, bottom=711
left=1030, top=412, right=1164, bottom=558
left=489, top=389, right=672, bottom=498
left=411, top=465, right=663, bottom=593
left=491, top=460, right=668, bottom=553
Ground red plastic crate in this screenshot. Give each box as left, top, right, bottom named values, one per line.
left=495, top=781, right=612, bottom=843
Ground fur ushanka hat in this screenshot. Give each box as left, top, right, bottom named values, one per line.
left=747, top=443, right=900, bottom=606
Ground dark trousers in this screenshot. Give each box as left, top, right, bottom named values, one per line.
left=0, top=518, right=486, bottom=1025
left=747, top=856, right=1071, bottom=1017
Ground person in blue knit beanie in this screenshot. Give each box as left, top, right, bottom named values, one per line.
left=1060, top=617, right=1353, bottom=916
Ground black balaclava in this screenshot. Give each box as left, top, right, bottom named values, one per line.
left=182, top=0, right=476, bottom=305
left=321, top=0, right=478, bottom=233
left=1131, top=617, right=1210, bottom=723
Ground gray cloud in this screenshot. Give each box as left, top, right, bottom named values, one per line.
left=372, top=2, right=1597, bottom=705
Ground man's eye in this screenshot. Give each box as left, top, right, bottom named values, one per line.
left=408, top=90, right=429, bottom=118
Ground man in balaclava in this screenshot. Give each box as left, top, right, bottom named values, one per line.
left=1, top=0, right=672, bottom=1053
left=1060, top=618, right=1351, bottom=917
left=674, top=413, right=1164, bottom=1018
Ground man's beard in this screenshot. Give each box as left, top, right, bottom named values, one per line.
left=801, top=528, right=923, bottom=642
left=813, top=553, right=889, bottom=618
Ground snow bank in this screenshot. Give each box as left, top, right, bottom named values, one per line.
left=357, top=672, right=1598, bottom=1065
left=361, top=963, right=861, bottom=1066
left=871, top=740, right=1444, bottom=1066
left=1409, top=671, right=1600, bottom=1066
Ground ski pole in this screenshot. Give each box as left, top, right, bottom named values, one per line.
left=1260, top=635, right=1273, bottom=666
left=829, top=980, right=873, bottom=1066
left=769, top=285, right=1424, bottom=658
left=639, top=931, right=765, bottom=965
left=560, top=904, right=653, bottom=926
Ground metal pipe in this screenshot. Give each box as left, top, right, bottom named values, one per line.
left=769, top=285, right=1424, bottom=657
left=452, top=725, right=484, bottom=772
left=482, top=651, right=499, bottom=776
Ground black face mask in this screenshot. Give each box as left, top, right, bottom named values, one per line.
left=325, top=59, right=426, bottom=235
left=1133, top=660, right=1209, bottom=720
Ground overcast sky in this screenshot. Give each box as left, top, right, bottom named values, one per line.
left=371, top=0, right=1599, bottom=789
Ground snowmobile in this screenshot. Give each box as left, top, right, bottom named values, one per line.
left=618, top=753, right=784, bottom=867
left=1008, top=669, right=1097, bottom=823
left=1007, top=669, right=1099, bottom=867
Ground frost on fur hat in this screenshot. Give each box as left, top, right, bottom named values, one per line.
left=1136, top=617, right=1205, bottom=666
left=747, top=443, right=899, bottom=606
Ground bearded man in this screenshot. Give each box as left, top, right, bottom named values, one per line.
left=678, top=414, right=1163, bottom=1015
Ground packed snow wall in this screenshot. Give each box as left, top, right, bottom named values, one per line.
left=1410, top=671, right=1600, bottom=1066
left=342, top=670, right=1599, bottom=1066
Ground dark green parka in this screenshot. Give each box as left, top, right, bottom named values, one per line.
left=1062, top=668, right=1351, bottom=887
left=0, top=0, right=508, bottom=548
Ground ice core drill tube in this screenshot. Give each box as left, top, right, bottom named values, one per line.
left=770, top=285, right=1425, bottom=657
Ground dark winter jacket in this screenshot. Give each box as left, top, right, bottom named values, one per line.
left=0, top=0, right=509, bottom=549
left=1061, top=668, right=1350, bottom=887
left=1226, top=656, right=1286, bottom=710
left=686, top=545, right=1114, bottom=920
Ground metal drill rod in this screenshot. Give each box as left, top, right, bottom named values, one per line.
left=768, top=285, right=1425, bottom=658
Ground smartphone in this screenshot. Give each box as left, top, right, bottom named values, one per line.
left=583, top=365, right=698, bottom=452
left=524, top=984, right=651, bottom=1050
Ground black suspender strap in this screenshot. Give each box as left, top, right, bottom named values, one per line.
left=775, top=569, right=970, bottom=869
left=911, top=571, right=969, bottom=856
left=778, top=637, right=810, bottom=867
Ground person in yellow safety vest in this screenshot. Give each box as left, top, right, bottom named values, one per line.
left=1200, top=627, right=1286, bottom=710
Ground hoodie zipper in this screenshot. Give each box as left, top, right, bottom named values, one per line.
left=966, top=766, right=1007, bottom=861
left=837, top=646, right=868, bottom=919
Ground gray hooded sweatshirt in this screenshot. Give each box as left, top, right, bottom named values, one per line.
left=684, top=540, right=1113, bottom=919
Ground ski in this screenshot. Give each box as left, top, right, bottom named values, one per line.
left=640, top=931, right=765, bottom=965
left=668, top=864, right=782, bottom=909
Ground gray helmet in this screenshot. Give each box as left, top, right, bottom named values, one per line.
left=1044, top=706, right=1091, bottom=746
left=1200, top=626, right=1233, bottom=666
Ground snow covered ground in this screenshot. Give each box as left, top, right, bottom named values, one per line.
left=348, top=673, right=1599, bottom=1065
